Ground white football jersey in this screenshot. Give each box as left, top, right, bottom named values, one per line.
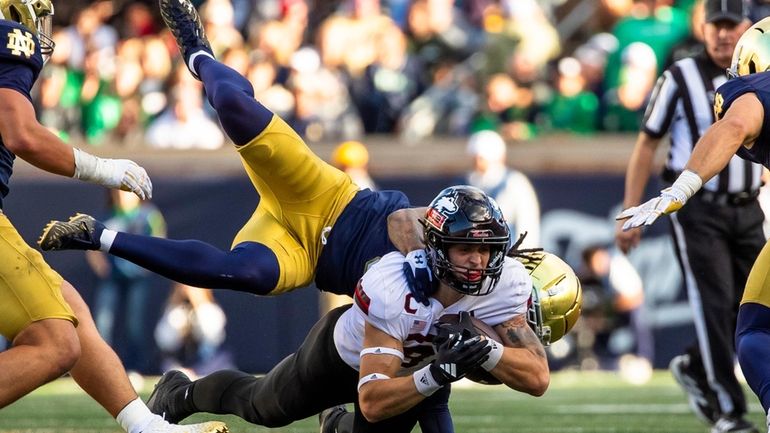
left=333, top=251, right=532, bottom=373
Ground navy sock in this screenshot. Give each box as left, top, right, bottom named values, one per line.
left=196, top=56, right=273, bottom=145
left=109, top=234, right=279, bottom=295
left=736, top=302, right=770, bottom=412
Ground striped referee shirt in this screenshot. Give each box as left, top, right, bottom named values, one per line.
left=643, top=52, right=762, bottom=194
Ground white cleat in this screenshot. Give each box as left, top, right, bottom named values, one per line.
left=142, top=418, right=229, bottom=433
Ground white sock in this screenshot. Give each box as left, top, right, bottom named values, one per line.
left=188, top=50, right=214, bottom=78
left=99, top=229, right=117, bottom=252
left=116, top=398, right=158, bottom=433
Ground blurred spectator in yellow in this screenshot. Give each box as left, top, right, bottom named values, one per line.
left=471, top=73, right=537, bottom=141
left=602, top=42, right=658, bottom=131
left=154, top=283, right=232, bottom=377
left=331, top=140, right=376, bottom=191
left=145, top=83, right=225, bottom=149
left=540, top=57, right=600, bottom=134
left=87, top=189, right=167, bottom=374
left=464, top=130, right=540, bottom=247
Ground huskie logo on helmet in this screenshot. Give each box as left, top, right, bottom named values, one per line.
left=423, top=185, right=510, bottom=296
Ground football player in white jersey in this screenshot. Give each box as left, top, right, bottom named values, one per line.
left=145, top=186, right=549, bottom=433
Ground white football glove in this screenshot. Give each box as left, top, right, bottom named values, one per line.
left=617, top=169, right=703, bottom=231
left=73, top=148, right=153, bottom=199
left=616, top=190, right=685, bottom=230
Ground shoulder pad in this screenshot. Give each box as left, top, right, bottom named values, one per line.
left=0, top=20, right=42, bottom=75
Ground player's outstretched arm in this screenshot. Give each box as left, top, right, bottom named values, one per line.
left=487, top=314, right=549, bottom=396
left=617, top=93, right=764, bottom=231
left=0, top=88, right=152, bottom=199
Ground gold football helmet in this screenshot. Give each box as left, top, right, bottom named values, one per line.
left=728, top=16, right=770, bottom=78
left=517, top=251, right=582, bottom=346
left=0, top=0, right=55, bottom=60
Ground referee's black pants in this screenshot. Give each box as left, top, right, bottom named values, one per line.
left=186, top=304, right=453, bottom=432
left=669, top=194, right=765, bottom=417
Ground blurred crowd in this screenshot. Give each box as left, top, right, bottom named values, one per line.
left=32, top=0, right=741, bottom=148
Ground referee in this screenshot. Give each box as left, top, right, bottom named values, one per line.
left=615, top=1, right=763, bottom=432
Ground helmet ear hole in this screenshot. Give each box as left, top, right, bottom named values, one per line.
left=749, top=59, right=758, bottom=74
left=9, top=6, right=19, bottom=22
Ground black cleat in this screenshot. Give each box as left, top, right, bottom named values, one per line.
left=158, top=0, right=213, bottom=79
left=711, top=415, right=759, bottom=433
left=147, top=370, right=195, bottom=424
left=670, top=354, right=721, bottom=425
left=38, top=213, right=104, bottom=251
left=319, top=405, right=348, bottom=433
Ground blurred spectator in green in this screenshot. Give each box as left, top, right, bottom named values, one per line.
left=540, top=57, right=600, bottom=134
left=602, top=42, right=658, bottom=132
left=471, top=73, right=537, bottom=141
left=79, top=46, right=122, bottom=145
left=664, top=0, right=706, bottom=68
left=603, top=0, right=690, bottom=92
left=37, top=29, right=81, bottom=142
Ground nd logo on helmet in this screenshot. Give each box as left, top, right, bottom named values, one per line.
left=6, top=28, right=35, bottom=58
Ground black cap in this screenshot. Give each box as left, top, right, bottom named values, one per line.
left=705, top=0, right=747, bottom=24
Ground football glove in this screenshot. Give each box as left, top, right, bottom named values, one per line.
left=429, top=332, right=491, bottom=385
left=403, top=249, right=436, bottom=306
left=73, top=148, right=153, bottom=200
left=616, top=188, right=686, bottom=231
left=433, top=311, right=479, bottom=347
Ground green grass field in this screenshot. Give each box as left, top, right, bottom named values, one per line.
left=0, top=371, right=765, bottom=433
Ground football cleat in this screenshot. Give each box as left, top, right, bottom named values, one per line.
left=141, top=417, right=229, bottom=433
left=670, top=354, right=721, bottom=425
left=318, top=405, right=348, bottom=433
left=38, top=213, right=104, bottom=251
left=158, top=0, right=213, bottom=79
left=710, top=415, right=759, bottom=433
left=147, top=370, right=195, bottom=424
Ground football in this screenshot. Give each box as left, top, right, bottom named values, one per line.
left=437, top=313, right=502, bottom=385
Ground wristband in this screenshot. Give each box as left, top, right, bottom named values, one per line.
left=480, top=338, right=504, bottom=371
left=668, top=169, right=702, bottom=203
left=413, top=364, right=442, bottom=396
left=360, top=347, right=404, bottom=361
left=357, top=373, right=390, bottom=392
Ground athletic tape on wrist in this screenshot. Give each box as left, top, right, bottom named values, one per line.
left=357, top=373, right=391, bottom=392
left=360, top=347, right=405, bottom=360
left=670, top=169, right=703, bottom=202
left=413, top=364, right=441, bottom=396
left=480, top=339, right=504, bottom=371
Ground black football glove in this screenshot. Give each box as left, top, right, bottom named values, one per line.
left=429, top=332, right=491, bottom=385
left=433, top=311, right=479, bottom=347
left=403, top=249, right=437, bottom=306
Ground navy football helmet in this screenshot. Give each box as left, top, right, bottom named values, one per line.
left=423, top=185, right=510, bottom=296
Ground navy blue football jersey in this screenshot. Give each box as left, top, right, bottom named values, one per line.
left=0, top=19, right=44, bottom=208
left=315, top=188, right=411, bottom=295
left=714, top=71, right=770, bottom=167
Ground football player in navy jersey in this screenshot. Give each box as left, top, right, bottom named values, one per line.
left=142, top=186, right=549, bottom=433
left=0, top=1, right=226, bottom=432
left=618, top=16, right=770, bottom=432
left=38, top=0, right=433, bottom=303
